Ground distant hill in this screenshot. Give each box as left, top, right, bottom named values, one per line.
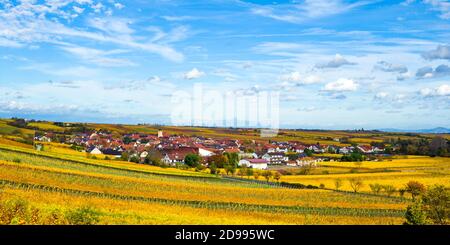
left=378, top=127, right=450, bottom=134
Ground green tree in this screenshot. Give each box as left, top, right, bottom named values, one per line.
left=404, top=200, right=428, bottom=225
left=224, top=164, right=236, bottom=176
left=209, top=163, right=218, bottom=175
left=184, top=154, right=201, bottom=167
left=245, top=168, right=254, bottom=179
left=422, top=185, right=449, bottom=225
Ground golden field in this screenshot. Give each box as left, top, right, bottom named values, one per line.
left=0, top=142, right=410, bottom=225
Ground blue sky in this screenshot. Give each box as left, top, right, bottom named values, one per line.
left=0, top=0, right=450, bottom=129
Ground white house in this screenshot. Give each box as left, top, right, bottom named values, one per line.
left=140, top=151, right=149, bottom=158
left=198, top=147, right=215, bottom=157
left=89, top=147, right=102, bottom=155
left=238, top=159, right=268, bottom=170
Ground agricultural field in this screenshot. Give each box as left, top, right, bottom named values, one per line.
left=281, top=156, right=450, bottom=194
left=0, top=142, right=409, bottom=225
left=0, top=119, right=448, bottom=225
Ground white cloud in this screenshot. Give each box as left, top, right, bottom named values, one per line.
left=114, top=3, right=125, bottom=10
left=374, top=61, right=408, bottom=73
left=324, top=78, right=358, bottom=92
left=0, top=2, right=185, bottom=62
left=250, top=0, right=371, bottom=24
left=184, top=68, right=205, bottom=80
left=88, top=17, right=134, bottom=35
left=60, top=45, right=135, bottom=67
left=422, top=45, right=450, bottom=60
left=280, top=72, right=321, bottom=85
left=374, top=92, right=389, bottom=99
left=281, top=71, right=302, bottom=82
left=73, top=6, right=84, bottom=14
left=0, top=37, right=24, bottom=48
left=316, top=54, right=356, bottom=68
left=416, top=65, right=450, bottom=79
left=419, top=84, right=450, bottom=97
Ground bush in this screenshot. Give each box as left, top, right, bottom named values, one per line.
left=382, top=185, right=397, bottom=197
left=404, top=200, right=428, bottom=225
left=0, top=198, right=40, bottom=225
left=404, top=185, right=449, bottom=225
left=369, top=183, right=383, bottom=195
left=12, top=158, right=21, bottom=163
left=65, top=206, right=101, bottom=225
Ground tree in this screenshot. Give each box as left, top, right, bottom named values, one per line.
left=273, top=171, right=281, bottom=183
left=144, top=149, right=163, bottom=166
left=253, top=171, right=260, bottom=180
left=429, top=136, right=447, bottom=156
left=224, top=164, right=236, bottom=176
left=237, top=168, right=245, bottom=178
left=422, top=185, right=449, bottom=225
left=349, top=179, right=363, bottom=193
left=382, top=185, right=397, bottom=197
left=404, top=185, right=449, bottom=225
left=245, top=168, right=254, bottom=179
left=184, top=154, right=201, bottom=167
left=208, top=154, right=229, bottom=168
left=223, top=152, right=239, bottom=167
left=209, top=163, right=218, bottom=175
left=405, top=181, right=426, bottom=200
left=262, top=171, right=272, bottom=182
left=304, top=148, right=313, bottom=157
left=369, top=183, right=383, bottom=195
left=334, top=179, right=342, bottom=191
left=404, top=200, right=428, bottom=225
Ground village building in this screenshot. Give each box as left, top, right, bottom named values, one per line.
left=238, top=159, right=268, bottom=170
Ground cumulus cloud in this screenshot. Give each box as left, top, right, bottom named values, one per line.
left=315, top=54, right=356, bottom=68
left=420, top=84, right=450, bottom=97
left=374, top=92, right=389, bottom=99
left=374, top=61, right=408, bottom=73
left=323, top=78, right=358, bottom=92
left=184, top=68, right=205, bottom=80
left=416, top=65, right=450, bottom=79
left=422, top=45, right=450, bottom=60
left=280, top=72, right=321, bottom=86
left=397, top=72, right=412, bottom=81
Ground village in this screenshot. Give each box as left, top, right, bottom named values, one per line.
left=34, top=129, right=387, bottom=170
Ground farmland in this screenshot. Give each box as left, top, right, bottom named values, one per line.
left=0, top=119, right=449, bottom=225
left=0, top=143, right=408, bottom=225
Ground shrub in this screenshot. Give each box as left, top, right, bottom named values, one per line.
left=349, top=179, right=363, bottom=193
left=404, top=200, right=428, bottom=225
left=382, top=185, right=397, bottom=197
left=369, top=183, right=383, bottom=195
left=65, top=206, right=101, bottom=225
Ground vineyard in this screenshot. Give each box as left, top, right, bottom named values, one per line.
left=0, top=143, right=411, bottom=225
